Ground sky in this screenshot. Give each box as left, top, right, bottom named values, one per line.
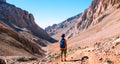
left=7, top=0, right=92, bottom=29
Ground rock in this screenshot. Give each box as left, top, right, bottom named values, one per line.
left=99, top=58, right=103, bottom=62
left=104, top=58, right=114, bottom=64
left=28, top=57, right=38, bottom=61
left=17, top=57, right=29, bottom=62
left=0, top=58, right=6, bottom=64
left=71, top=57, right=74, bottom=59
left=81, top=56, right=89, bottom=61
left=115, top=42, right=120, bottom=46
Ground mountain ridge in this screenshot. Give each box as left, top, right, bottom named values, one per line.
left=0, top=0, right=57, bottom=63
left=0, top=1, right=57, bottom=43
left=44, top=0, right=120, bottom=64
left=45, top=0, right=120, bottom=40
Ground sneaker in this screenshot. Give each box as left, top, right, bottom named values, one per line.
left=64, top=59, right=67, bottom=61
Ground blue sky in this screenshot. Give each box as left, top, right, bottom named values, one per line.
left=7, top=0, right=92, bottom=29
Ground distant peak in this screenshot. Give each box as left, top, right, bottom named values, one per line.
left=0, top=0, right=6, bottom=2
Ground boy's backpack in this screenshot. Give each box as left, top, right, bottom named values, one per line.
left=60, top=39, right=66, bottom=48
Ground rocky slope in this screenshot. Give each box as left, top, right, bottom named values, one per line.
left=45, top=0, right=120, bottom=40
left=43, top=0, right=120, bottom=64
left=0, top=0, right=57, bottom=63
left=0, top=0, right=57, bottom=43
left=45, top=34, right=120, bottom=64
left=44, top=5, right=120, bottom=64
left=0, top=21, right=45, bottom=64
left=0, top=21, right=45, bottom=63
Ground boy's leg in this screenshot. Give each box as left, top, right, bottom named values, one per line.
left=64, top=50, right=67, bottom=61
left=64, top=54, right=66, bottom=61
left=61, top=54, right=63, bottom=61
left=61, top=50, right=63, bottom=61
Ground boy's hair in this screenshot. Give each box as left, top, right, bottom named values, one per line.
left=61, top=34, right=65, bottom=37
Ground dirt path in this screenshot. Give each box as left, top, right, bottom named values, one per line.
left=42, top=47, right=92, bottom=64
left=42, top=45, right=120, bottom=64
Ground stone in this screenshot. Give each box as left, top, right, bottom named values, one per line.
left=81, top=56, right=89, bottom=61
left=0, top=59, right=6, bottom=64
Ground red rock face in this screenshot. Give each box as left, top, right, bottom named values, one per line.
left=0, top=2, right=57, bottom=43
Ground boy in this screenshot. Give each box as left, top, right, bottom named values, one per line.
left=60, top=34, right=67, bottom=61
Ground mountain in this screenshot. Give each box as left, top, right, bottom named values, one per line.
left=0, top=0, right=57, bottom=43
left=0, top=21, right=47, bottom=64
left=45, top=0, right=120, bottom=40
left=0, top=0, right=57, bottom=63
left=44, top=0, right=120, bottom=64
left=0, top=21, right=45, bottom=57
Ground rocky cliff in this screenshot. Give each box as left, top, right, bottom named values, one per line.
left=77, top=0, right=120, bottom=30
left=45, top=0, right=120, bottom=40
left=0, top=21, right=45, bottom=57
left=0, top=1, right=57, bottom=43
left=0, top=0, right=57, bottom=61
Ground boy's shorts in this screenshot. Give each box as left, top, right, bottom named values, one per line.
left=61, top=50, right=67, bottom=54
